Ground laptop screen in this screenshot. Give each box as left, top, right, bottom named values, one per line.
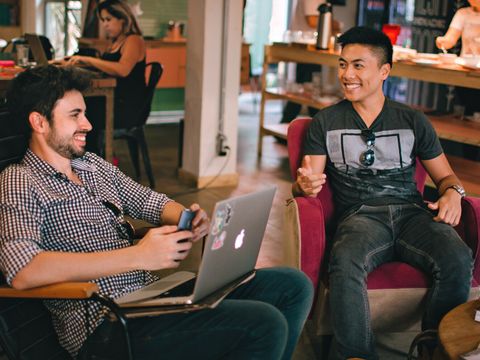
left=24, top=34, right=49, bottom=66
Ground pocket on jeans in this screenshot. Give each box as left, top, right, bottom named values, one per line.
left=411, top=203, right=435, bottom=217
left=339, top=205, right=367, bottom=223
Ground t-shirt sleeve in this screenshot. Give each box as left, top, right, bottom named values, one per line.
left=449, top=8, right=466, bottom=31
left=414, top=111, right=443, bottom=160
left=303, top=114, right=328, bottom=155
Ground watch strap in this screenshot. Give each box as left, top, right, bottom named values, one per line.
left=446, top=185, right=466, bottom=198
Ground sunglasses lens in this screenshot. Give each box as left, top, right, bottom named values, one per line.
left=362, top=130, right=375, bottom=145
left=360, top=149, right=375, bottom=166
left=103, top=200, right=134, bottom=239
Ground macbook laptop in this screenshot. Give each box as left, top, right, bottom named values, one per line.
left=24, top=33, right=49, bottom=66
left=115, top=186, right=276, bottom=307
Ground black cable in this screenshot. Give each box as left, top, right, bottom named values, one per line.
left=169, top=146, right=231, bottom=199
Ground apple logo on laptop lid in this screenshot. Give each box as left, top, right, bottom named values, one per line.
left=234, top=229, right=245, bottom=249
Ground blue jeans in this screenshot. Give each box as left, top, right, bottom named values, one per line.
left=78, top=267, right=313, bottom=360
left=328, top=204, right=473, bottom=360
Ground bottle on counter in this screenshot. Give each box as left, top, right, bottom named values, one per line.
left=316, top=2, right=332, bottom=50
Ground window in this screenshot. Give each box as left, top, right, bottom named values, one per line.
left=45, top=0, right=82, bottom=58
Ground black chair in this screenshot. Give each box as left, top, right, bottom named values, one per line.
left=113, top=62, right=163, bottom=189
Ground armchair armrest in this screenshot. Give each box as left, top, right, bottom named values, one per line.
left=285, top=196, right=327, bottom=290
left=0, top=282, right=99, bottom=299
left=459, top=196, right=480, bottom=284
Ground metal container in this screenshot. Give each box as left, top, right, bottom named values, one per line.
left=316, top=3, right=332, bottom=50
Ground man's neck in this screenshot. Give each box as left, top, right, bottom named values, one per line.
left=29, top=142, right=73, bottom=177
left=352, top=93, right=386, bottom=128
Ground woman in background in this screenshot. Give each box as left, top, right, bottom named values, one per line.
left=436, top=0, right=480, bottom=125
left=67, top=0, right=146, bottom=153
left=436, top=0, right=480, bottom=57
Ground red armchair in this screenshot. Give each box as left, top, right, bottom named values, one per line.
left=284, top=117, right=480, bottom=334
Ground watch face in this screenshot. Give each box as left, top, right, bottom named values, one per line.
left=451, top=185, right=466, bottom=197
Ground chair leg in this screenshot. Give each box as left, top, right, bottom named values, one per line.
left=126, top=137, right=141, bottom=180
left=136, top=129, right=155, bottom=188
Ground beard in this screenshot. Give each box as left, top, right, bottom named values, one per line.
left=46, top=129, right=87, bottom=159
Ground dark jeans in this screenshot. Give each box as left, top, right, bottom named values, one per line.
left=328, top=204, right=473, bottom=360
left=280, top=63, right=321, bottom=124
left=78, top=267, right=313, bottom=360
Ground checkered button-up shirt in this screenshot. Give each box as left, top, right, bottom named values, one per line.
left=0, top=150, right=172, bottom=357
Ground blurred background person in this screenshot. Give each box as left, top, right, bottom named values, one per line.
left=66, top=0, right=146, bottom=154
left=436, top=0, right=480, bottom=118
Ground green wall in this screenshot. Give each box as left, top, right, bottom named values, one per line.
left=133, top=0, right=188, bottom=110
left=135, top=0, right=188, bottom=38
left=151, top=88, right=185, bottom=112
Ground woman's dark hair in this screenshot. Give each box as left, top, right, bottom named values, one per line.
left=97, top=0, right=142, bottom=36
left=5, top=65, right=92, bottom=138
left=338, top=26, right=393, bottom=67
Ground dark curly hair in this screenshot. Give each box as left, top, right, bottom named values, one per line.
left=338, top=26, right=393, bottom=67
left=5, top=65, right=92, bottom=138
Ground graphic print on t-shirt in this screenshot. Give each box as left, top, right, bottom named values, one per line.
left=326, top=128, right=415, bottom=171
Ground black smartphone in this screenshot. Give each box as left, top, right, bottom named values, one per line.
left=177, top=209, right=195, bottom=231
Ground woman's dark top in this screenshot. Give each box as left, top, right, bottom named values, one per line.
left=101, top=41, right=146, bottom=129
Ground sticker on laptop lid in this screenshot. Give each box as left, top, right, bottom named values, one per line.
left=212, top=230, right=226, bottom=250
left=211, top=210, right=225, bottom=236
left=211, top=204, right=233, bottom=236
left=224, top=204, right=233, bottom=225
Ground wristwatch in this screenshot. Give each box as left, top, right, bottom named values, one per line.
left=446, top=184, right=466, bottom=198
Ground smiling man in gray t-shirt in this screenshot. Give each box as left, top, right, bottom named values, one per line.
left=293, top=26, right=473, bottom=360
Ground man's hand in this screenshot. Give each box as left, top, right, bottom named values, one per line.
left=135, top=226, right=193, bottom=270
left=427, top=189, right=462, bottom=226
left=188, top=203, right=210, bottom=242
left=295, top=155, right=327, bottom=197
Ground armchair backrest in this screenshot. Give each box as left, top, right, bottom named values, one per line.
left=287, top=118, right=428, bottom=226
left=0, top=107, right=27, bottom=172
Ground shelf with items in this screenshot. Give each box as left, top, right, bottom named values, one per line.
left=0, top=0, right=20, bottom=41
left=259, top=44, right=480, bottom=195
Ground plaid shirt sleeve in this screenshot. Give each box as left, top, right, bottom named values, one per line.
left=91, top=154, right=173, bottom=225
left=0, top=166, right=44, bottom=285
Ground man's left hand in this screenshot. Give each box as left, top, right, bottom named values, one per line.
left=427, top=189, right=462, bottom=226
left=188, top=203, right=209, bottom=242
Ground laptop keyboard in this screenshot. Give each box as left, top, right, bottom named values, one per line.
left=154, top=278, right=197, bottom=298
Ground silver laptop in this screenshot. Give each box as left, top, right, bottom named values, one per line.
left=115, top=186, right=276, bottom=307
left=24, top=33, right=49, bottom=66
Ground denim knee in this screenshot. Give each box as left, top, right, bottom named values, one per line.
left=274, top=267, right=314, bottom=301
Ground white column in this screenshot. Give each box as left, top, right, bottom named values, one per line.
left=179, top=0, right=242, bottom=188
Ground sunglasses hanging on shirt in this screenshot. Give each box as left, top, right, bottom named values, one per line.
left=359, top=129, right=376, bottom=167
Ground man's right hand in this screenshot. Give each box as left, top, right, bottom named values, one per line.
left=295, top=155, right=327, bottom=197
left=135, top=225, right=193, bottom=270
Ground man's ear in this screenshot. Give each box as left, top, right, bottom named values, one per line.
left=380, top=63, right=391, bottom=80
left=28, top=112, right=49, bottom=134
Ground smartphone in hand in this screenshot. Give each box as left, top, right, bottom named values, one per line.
left=177, top=209, right=196, bottom=231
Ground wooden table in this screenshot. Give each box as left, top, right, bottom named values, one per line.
left=439, top=299, right=480, bottom=359
left=0, top=76, right=116, bottom=163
